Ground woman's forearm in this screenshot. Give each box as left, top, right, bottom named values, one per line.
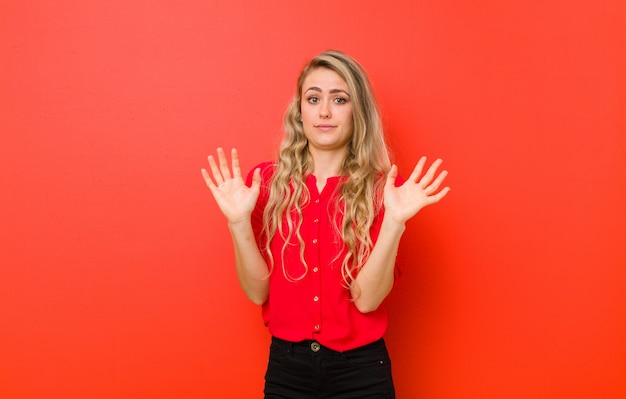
left=228, top=220, right=270, bottom=305
left=350, top=214, right=406, bottom=313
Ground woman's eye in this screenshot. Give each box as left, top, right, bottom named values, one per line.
left=334, top=97, right=347, bottom=104
left=307, top=97, right=319, bottom=104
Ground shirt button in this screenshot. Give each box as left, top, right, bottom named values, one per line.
left=315, top=199, right=320, bottom=204
left=312, top=239, right=318, bottom=244
left=313, top=296, right=319, bottom=302
left=313, top=267, right=319, bottom=273
left=314, top=324, right=320, bottom=331
left=314, top=218, right=319, bottom=223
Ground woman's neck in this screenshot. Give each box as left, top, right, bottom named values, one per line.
left=308, top=148, right=346, bottom=181
left=308, top=149, right=346, bottom=193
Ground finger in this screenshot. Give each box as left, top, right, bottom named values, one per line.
left=200, top=168, right=214, bottom=188
left=385, top=165, right=399, bottom=190
left=407, top=157, right=427, bottom=183
left=217, top=147, right=232, bottom=180
left=250, top=167, right=261, bottom=190
left=207, top=154, right=224, bottom=185
left=428, top=186, right=451, bottom=204
left=230, top=148, right=242, bottom=179
left=419, top=158, right=443, bottom=188
left=424, top=170, right=448, bottom=195
left=201, top=168, right=220, bottom=197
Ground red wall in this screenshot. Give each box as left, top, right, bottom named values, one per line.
left=1, top=1, right=625, bottom=398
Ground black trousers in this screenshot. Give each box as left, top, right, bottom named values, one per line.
left=264, top=337, right=395, bottom=399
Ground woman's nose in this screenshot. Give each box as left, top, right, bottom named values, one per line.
left=319, top=101, right=331, bottom=118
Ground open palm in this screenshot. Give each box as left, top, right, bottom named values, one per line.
left=201, top=148, right=261, bottom=224
left=384, top=157, right=450, bottom=224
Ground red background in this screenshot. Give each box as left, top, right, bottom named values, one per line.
left=1, top=1, right=625, bottom=398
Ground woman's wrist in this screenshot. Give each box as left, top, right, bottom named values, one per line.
left=382, top=211, right=407, bottom=233
left=227, top=217, right=253, bottom=232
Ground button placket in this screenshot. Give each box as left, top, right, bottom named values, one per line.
left=311, top=193, right=322, bottom=335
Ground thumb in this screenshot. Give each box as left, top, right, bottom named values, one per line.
left=385, top=165, right=398, bottom=189
left=250, top=168, right=262, bottom=190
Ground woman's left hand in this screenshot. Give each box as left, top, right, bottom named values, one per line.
left=384, top=157, right=450, bottom=225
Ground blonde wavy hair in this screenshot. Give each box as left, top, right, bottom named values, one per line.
left=262, top=50, right=392, bottom=287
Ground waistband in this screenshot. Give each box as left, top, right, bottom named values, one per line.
left=271, top=336, right=386, bottom=355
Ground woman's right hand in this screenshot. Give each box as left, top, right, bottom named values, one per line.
left=201, top=148, right=261, bottom=224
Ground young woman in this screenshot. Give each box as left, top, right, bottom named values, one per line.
left=202, top=50, right=450, bottom=399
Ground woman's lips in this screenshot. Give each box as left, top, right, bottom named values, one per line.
left=315, top=124, right=336, bottom=132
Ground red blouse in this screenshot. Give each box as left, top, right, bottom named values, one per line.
left=247, top=162, right=397, bottom=352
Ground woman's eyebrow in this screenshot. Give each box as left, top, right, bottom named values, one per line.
left=330, top=89, right=350, bottom=97
left=304, top=86, right=322, bottom=94
left=304, top=87, right=350, bottom=97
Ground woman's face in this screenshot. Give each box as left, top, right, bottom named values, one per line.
left=300, top=67, right=354, bottom=156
